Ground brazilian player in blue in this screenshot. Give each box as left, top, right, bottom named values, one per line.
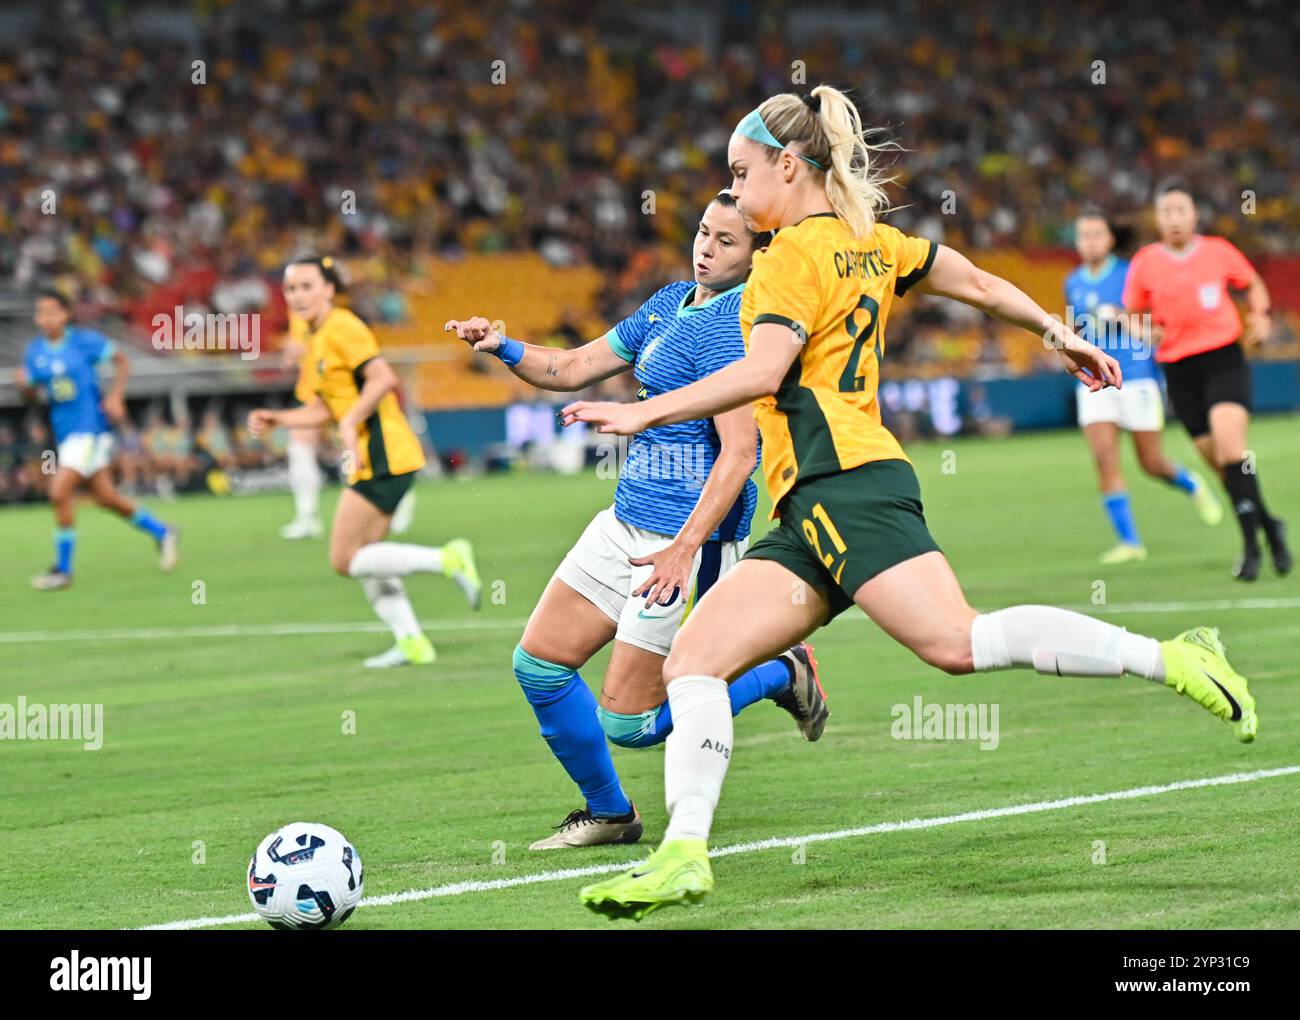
left=1067, top=209, right=1221, bottom=563
left=14, top=289, right=178, bottom=589
left=445, top=192, right=828, bottom=849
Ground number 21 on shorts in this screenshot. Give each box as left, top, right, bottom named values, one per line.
left=801, top=502, right=848, bottom=584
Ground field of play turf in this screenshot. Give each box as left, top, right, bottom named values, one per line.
left=1, top=419, right=1297, bottom=930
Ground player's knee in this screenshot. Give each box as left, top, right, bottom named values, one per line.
left=597, top=705, right=661, bottom=748
left=662, top=644, right=692, bottom=685
left=329, top=550, right=354, bottom=576
left=512, top=643, right=577, bottom=706
left=917, top=638, right=975, bottom=676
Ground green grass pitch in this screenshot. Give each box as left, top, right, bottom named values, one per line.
left=1, top=419, right=1297, bottom=929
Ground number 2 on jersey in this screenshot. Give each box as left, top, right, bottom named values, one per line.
left=838, top=294, right=880, bottom=393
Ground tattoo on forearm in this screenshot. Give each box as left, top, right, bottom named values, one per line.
left=584, top=354, right=594, bottom=366
left=546, top=355, right=559, bottom=377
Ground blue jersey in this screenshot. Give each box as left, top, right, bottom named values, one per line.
left=1064, top=256, right=1159, bottom=383
left=606, top=280, right=759, bottom=542
left=23, top=328, right=116, bottom=442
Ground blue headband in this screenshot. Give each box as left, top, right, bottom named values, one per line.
left=735, top=108, right=828, bottom=171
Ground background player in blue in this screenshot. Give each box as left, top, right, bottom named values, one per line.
left=14, top=289, right=178, bottom=589
left=1067, top=210, right=1221, bottom=563
left=446, top=192, right=827, bottom=849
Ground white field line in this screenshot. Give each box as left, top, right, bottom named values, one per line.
left=4, top=596, right=1300, bottom=645
left=137, top=764, right=1300, bottom=930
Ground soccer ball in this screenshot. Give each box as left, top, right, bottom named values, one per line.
left=247, top=822, right=364, bottom=930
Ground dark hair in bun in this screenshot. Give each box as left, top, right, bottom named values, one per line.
left=286, top=255, right=346, bottom=293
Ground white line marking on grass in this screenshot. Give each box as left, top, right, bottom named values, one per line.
left=0, top=619, right=530, bottom=644
left=1079, top=598, right=1300, bottom=616
left=138, top=764, right=1300, bottom=930
left=8, top=596, right=1300, bottom=645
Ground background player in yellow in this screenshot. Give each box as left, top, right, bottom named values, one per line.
left=282, top=307, right=418, bottom=541
left=564, top=84, right=1258, bottom=919
left=248, top=256, right=481, bottom=668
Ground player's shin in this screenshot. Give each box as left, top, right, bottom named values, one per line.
left=662, top=675, right=732, bottom=844
left=970, top=605, right=1164, bottom=682
left=599, top=658, right=792, bottom=748
left=349, top=542, right=443, bottom=576
left=513, top=645, right=632, bottom=819
left=128, top=505, right=169, bottom=541
left=286, top=437, right=322, bottom=523
left=54, top=526, right=76, bottom=574
left=360, top=576, right=420, bottom=638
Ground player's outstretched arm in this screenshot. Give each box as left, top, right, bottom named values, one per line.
left=561, top=323, right=797, bottom=435
left=11, top=365, right=36, bottom=401
left=248, top=396, right=331, bottom=435
left=1241, top=272, right=1272, bottom=346
left=444, top=317, right=629, bottom=392
left=630, top=403, right=759, bottom=606
left=917, top=244, right=1121, bottom=392
left=102, top=348, right=130, bottom=423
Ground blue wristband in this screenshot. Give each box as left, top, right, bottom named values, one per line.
left=493, top=336, right=524, bottom=367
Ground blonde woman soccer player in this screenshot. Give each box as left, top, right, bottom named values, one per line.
left=446, top=192, right=827, bottom=850
left=249, top=257, right=481, bottom=668
left=565, top=86, right=1259, bottom=919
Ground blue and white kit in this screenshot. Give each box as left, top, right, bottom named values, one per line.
left=555, top=280, right=760, bottom=654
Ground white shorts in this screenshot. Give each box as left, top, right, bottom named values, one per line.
left=57, top=432, right=115, bottom=477
left=1076, top=377, right=1165, bottom=432
left=554, top=506, right=747, bottom=656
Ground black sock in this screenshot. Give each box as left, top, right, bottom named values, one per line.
left=1223, top=460, right=1266, bottom=553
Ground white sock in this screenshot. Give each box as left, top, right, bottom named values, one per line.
left=286, top=438, right=321, bottom=522
left=970, top=605, right=1164, bottom=683
left=360, top=576, right=421, bottom=640
left=348, top=542, right=443, bottom=578
left=662, top=675, right=733, bottom=844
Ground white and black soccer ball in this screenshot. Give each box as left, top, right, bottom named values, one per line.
left=247, top=822, right=363, bottom=930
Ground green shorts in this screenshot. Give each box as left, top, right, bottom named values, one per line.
left=744, top=458, right=940, bottom=622
left=351, top=470, right=416, bottom=515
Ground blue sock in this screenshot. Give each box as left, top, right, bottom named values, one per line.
left=614, top=657, right=794, bottom=748
left=55, top=527, right=76, bottom=574
left=1168, top=466, right=1199, bottom=494
left=512, top=645, right=632, bottom=819
left=727, top=658, right=794, bottom=714
left=129, top=507, right=169, bottom=542
left=1102, top=491, right=1141, bottom=546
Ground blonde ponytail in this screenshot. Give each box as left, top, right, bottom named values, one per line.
left=756, top=85, right=897, bottom=240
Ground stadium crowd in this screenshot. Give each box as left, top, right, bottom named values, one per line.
left=0, top=0, right=1295, bottom=371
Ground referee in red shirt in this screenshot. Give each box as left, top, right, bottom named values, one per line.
left=1124, top=178, right=1290, bottom=581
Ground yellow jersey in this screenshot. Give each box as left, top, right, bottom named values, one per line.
left=307, top=307, right=425, bottom=482
left=740, top=213, right=936, bottom=511
left=287, top=314, right=319, bottom=404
